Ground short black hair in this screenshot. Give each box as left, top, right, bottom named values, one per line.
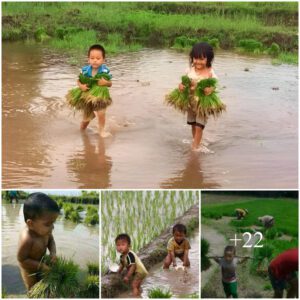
left=173, top=223, right=187, bottom=235
left=88, top=44, right=106, bottom=58
left=23, top=193, right=60, bottom=222
left=115, top=233, right=131, bottom=245
left=189, top=42, right=214, bottom=67
left=224, top=245, right=236, bottom=255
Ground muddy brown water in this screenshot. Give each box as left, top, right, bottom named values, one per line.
left=118, top=230, right=199, bottom=298
left=2, top=203, right=99, bottom=295
left=2, top=42, right=298, bottom=188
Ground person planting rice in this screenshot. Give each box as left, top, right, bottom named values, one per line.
left=67, top=44, right=112, bottom=138
left=115, top=233, right=148, bottom=297
left=165, top=42, right=225, bottom=151
left=235, top=208, right=248, bottom=220
left=17, top=193, right=60, bottom=291
left=268, top=248, right=298, bottom=298
left=163, top=223, right=191, bottom=269
left=258, top=215, right=275, bottom=228
left=212, top=245, right=250, bottom=298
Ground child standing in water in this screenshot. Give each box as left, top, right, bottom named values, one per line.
left=17, top=193, right=60, bottom=291
left=179, top=42, right=217, bottom=151
left=115, top=233, right=148, bottom=297
left=163, top=223, right=191, bottom=269
left=70, top=44, right=112, bottom=137
left=213, top=245, right=249, bottom=298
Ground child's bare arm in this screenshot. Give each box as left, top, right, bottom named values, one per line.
left=117, top=264, right=124, bottom=274
left=17, top=236, right=48, bottom=272
left=124, top=264, right=136, bottom=282
left=48, top=234, right=56, bottom=261
left=183, top=249, right=189, bottom=266
left=98, top=78, right=112, bottom=87
left=170, top=251, right=177, bottom=267
left=77, top=80, right=89, bottom=91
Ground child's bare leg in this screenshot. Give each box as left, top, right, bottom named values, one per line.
left=94, top=110, right=111, bottom=137
left=192, top=126, right=203, bottom=149
left=163, top=253, right=172, bottom=269
left=178, top=255, right=190, bottom=267
left=287, top=277, right=298, bottom=298
left=20, top=269, right=38, bottom=291
left=80, top=120, right=90, bottom=130
left=192, top=125, right=196, bottom=139
left=132, top=278, right=142, bottom=297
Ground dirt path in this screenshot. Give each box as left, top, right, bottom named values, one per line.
left=201, top=218, right=273, bottom=298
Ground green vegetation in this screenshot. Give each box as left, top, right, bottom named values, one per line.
left=2, top=2, right=297, bottom=64
left=62, top=202, right=98, bottom=225
left=148, top=287, right=172, bottom=298
left=28, top=256, right=80, bottom=298
left=101, top=190, right=198, bottom=273
left=201, top=238, right=211, bottom=271
left=202, top=198, right=298, bottom=237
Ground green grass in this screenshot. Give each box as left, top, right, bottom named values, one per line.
left=148, top=287, right=172, bottom=298
left=202, top=198, right=298, bottom=237
left=201, top=238, right=211, bottom=271
left=2, top=2, right=297, bottom=64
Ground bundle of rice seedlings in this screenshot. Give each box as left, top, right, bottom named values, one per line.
left=86, top=205, right=98, bottom=215
left=76, top=205, right=84, bottom=212
left=148, top=287, right=172, bottom=298
left=70, top=210, right=81, bottom=223
left=79, top=275, right=99, bottom=298
left=66, top=73, right=112, bottom=112
left=194, top=78, right=226, bottom=119
left=84, top=213, right=99, bottom=225
left=63, top=204, right=75, bottom=220
left=165, top=75, right=192, bottom=113
left=87, top=262, right=99, bottom=276
left=28, top=256, right=80, bottom=298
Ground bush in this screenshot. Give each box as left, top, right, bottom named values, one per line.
left=267, top=42, right=280, bottom=57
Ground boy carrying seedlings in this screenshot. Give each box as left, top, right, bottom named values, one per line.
left=163, top=223, right=191, bottom=269
left=268, top=248, right=298, bottom=298
left=115, top=233, right=148, bottom=297
left=212, top=245, right=250, bottom=298
left=17, top=193, right=60, bottom=291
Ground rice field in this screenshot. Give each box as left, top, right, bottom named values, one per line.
left=101, top=190, right=199, bottom=273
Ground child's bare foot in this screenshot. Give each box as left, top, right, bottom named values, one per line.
left=80, top=121, right=90, bottom=130
left=100, top=130, right=112, bottom=138
left=192, top=144, right=214, bottom=154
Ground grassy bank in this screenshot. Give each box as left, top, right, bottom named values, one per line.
left=2, top=2, right=298, bottom=64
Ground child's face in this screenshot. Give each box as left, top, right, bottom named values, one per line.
left=173, top=230, right=186, bottom=244
left=193, top=57, right=207, bottom=70
left=27, top=212, right=59, bottom=236
left=88, top=49, right=105, bottom=69
left=224, top=251, right=235, bottom=262
left=116, top=239, right=130, bottom=254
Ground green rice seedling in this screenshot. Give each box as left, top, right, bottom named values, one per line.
left=201, top=238, right=211, bottom=271
left=70, top=210, right=81, bottom=223
left=56, top=199, right=63, bottom=210
left=264, top=227, right=282, bottom=239
left=148, top=287, right=172, bottom=298
left=63, top=203, right=75, bottom=220
left=87, top=205, right=98, bottom=215
left=66, top=73, right=112, bottom=112
left=87, top=262, right=99, bottom=276
left=79, top=275, right=99, bottom=298
left=195, top=78, right=226, bottom=119
left=76, top=205, right=84, bottom=212
left=2, top=288, right=7, bottom=298
left=267, top=42, right=280, bottom=57
left=28, top=256, right=80, bottom=298
left=84, top=213, right=99, bottom=225
left=251, top=244, right=274, bottom=274
left=165, top=75, right=192, bottom=113
left=238, top=39, right=263, bottom=53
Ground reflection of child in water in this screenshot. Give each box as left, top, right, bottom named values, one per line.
left=17, top=193, right=60, bottom=290
left=163, top=223, right=191, bottom=269
left=115, top=233, right=148, bottom=297
left=213, top=245, right=250, bottom=298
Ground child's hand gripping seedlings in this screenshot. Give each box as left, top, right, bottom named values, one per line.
left=165, top=75, right=192, bottom=113
left=195, top=78, right=226, bottom=119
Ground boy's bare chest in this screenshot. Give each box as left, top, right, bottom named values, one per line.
left=30, top=236, right=49, bottom=259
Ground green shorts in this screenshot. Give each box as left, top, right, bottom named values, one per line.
left=222, top=281, right=238, bottom=298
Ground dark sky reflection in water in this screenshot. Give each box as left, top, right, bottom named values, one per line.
left=2, top=43, right=298, bottom=188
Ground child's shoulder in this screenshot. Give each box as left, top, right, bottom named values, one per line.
left=19, top=227, right=34, bottom=245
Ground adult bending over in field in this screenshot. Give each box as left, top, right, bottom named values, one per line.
left=235, top=208, right=248, bottom=220
left=268, top=248, right=298, bottom=298
left=258, top=215, right=275, bottom=228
